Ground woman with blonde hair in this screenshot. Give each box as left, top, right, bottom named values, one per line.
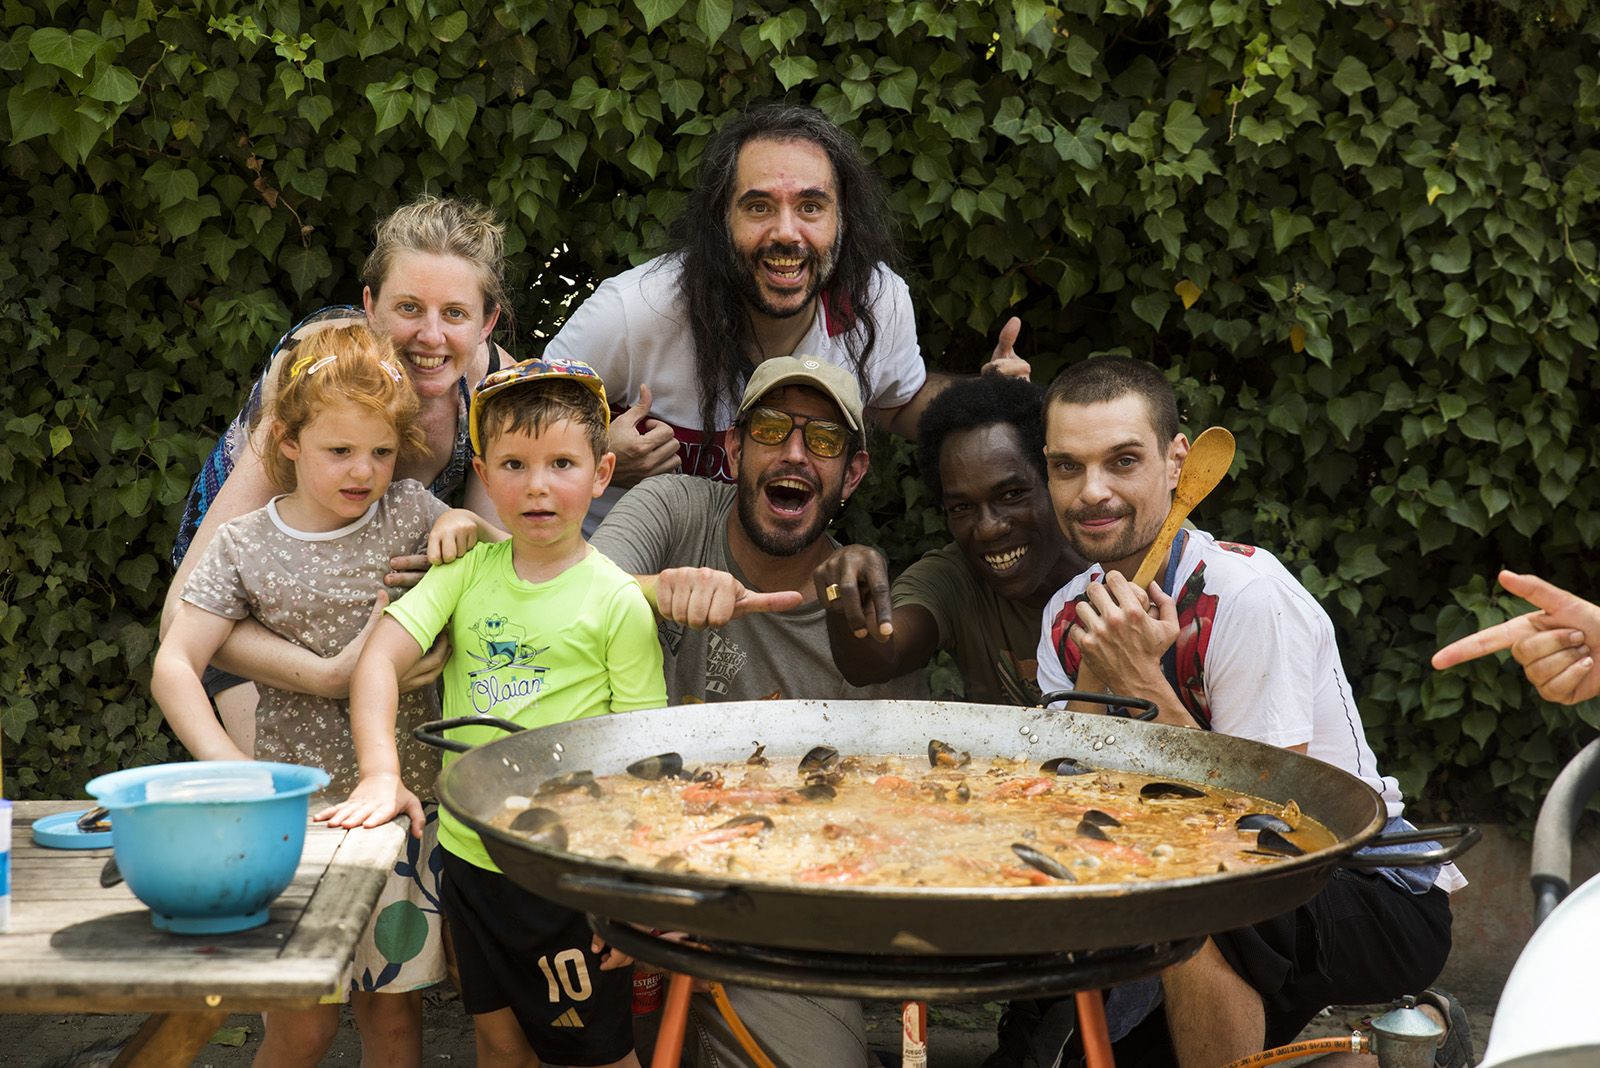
left=165, top=194, right=510, bottom=712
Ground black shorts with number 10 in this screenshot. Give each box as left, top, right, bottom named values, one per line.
left=441, top=849, right=635, bottom=1066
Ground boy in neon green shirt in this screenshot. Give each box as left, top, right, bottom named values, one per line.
left=325, top=356, right=665, bottom=1068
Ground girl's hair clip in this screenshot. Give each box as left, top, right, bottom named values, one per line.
left=290, top=354, right=340, bottom=379
left=379, top=360, right=404, bottom=384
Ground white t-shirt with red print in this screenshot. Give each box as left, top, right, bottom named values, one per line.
left=1036, top=527, right=1406, bottom=816
left=545, top=254, right=926, bottom=529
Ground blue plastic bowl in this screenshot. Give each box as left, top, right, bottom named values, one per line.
left=86, top=761, right=330, bottom=935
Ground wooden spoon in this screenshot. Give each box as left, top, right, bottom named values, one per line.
left=1130, top=426, right=1236, bottom=589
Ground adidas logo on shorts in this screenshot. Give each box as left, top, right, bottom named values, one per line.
left=551, top=1008, right=585, bottom=1028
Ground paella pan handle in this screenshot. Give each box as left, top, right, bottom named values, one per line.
left=556, top=872, right=749, bottom=911
left=1037, top=690, right=1160, bottom=722
left=413, top=716, right=524, bottom=754
left=1338, top=823, right=1480, bottom=869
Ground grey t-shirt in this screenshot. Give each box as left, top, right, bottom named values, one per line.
left=893, top=542, right=1046, bottom=706
left=591, top=476, right=928, bottom=704
left=181, top=479, right=447, bottom=796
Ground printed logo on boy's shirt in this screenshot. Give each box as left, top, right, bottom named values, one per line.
left=466, top=615, right=549, bottom=676
left=465, top=614, right=550, bottom=714
left=704, top=632, right=747, bottom=695
left=472, top=671, right=547, bottom=714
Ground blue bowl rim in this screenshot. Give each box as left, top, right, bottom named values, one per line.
left=86, top=760, right=330, bottom=809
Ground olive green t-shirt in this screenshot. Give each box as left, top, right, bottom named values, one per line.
left=892, top=542, right=1046, bottom=706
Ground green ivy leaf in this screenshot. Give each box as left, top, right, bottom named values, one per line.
left=757, top=10, right=807, bottom=52
left=1461, top=706, right=1496, bottom=748
left=1013, top=0, right=1047, bottom=35
left=838, top=78, right=873, bottom=113
left=282, top=244, right=332, bottom=296
left=697, top=0, right=733, bottom=40
left=1429, top=236, right=1471, bottom=274
left=7, top=86, right=59, bottom=141
left=84, top=65, right=139, bottom=105
left=49, top=426, right=72, bottom=456
left=1131, top=291, right=1168, bottom=330
left=431, top=11, right=468, bottom=41
left=773, top=54, right=817, bottom=90
left=878, top=67, right=916, bottom=111
left=163, top=195, right=221, bottom=240
left=638, top=0, right=689, bottom=32
left=365, top=77, right=412, bottom=134
left=627, top=134, right=663, bottom=178
left=1338, top=543, right=1388, bottom=583
left=28, top=28, right=101, bottom=78
left=425, top=94, right=477, bottom=149
left=1065, top=33, right=1096, bottom=77
left=116, top=478, right=151, bottom=517
left=298, top=94, right=336, bottom=132
left=1270, top=208, right=1313, bottom=252
left=660, top=78, right=703, bottom=117
left=1458, top=407, right=1496, bottom=441
left=1163, top=100, right=1206, bottom=155
left=552, top=130, right=586, bottom=171
left=1331, top=56, right=1374, bottom=95
left=106, top=244, right=160, bottom=287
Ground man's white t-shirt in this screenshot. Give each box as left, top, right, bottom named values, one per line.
left=1035, top=527, right=1466, bottom=893
left=1037, top=529, right=1405, bottom=808
left=546, top=254, right=926, bottom=528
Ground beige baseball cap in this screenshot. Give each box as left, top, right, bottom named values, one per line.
left=736, top=355, right=865, bottom=432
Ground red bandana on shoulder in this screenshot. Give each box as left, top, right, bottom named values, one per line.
left=1047, top=563, right=1221, bottom=728
left=821, top=286, right=855, bottom=338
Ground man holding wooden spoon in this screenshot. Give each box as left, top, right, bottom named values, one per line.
left=1031, top=356, right=1469, bottom=1068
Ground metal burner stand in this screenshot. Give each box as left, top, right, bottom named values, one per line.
left=591, top=917, right=1204, bottom=1067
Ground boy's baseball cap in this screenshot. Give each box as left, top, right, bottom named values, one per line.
left=470, top=356, right=609, bottom=455
left=735, top=355, right=864, bottom=432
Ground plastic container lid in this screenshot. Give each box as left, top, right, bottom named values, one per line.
left=31, top=809, right=114, bottom=850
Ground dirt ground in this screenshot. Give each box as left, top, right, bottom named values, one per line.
left=0, top=987, right=1494, bottom=1067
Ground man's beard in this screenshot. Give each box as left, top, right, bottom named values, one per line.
left=732, top=237, right=840, bottom=320
left=736, top=468, right=844, bottom=557
left=1062, top=506, right=1151, bottom=567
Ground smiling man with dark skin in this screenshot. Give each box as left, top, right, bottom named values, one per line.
left=815, top=375, right=1085, bottom=704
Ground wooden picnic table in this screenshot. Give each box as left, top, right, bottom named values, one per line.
left=1, top=799, right=405, bottom=1066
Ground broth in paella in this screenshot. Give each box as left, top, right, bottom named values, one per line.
left=490, top=741, right=1334, bottom=888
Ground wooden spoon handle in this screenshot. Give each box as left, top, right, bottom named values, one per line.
left=1130, top=427, right=1236, bottom=589
left=1131, top=508, right=1190, bottom=589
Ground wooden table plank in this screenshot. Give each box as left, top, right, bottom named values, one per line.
left=1, top=799, right=404, bottom=1016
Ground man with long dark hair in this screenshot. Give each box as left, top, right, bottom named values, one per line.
left=547, top=102, right=1025, bottom=530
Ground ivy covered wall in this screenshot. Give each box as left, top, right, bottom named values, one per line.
left=2, top=0, right=1598, bottom=822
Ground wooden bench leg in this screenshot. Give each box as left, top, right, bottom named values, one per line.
left=110, top=1010, right=229, bottom=1068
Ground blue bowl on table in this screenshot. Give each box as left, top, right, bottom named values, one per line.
left=86, top=761, right=330, bottom=935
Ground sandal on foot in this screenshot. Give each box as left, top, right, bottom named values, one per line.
left=1417, top=987, right=1472, bottom=1068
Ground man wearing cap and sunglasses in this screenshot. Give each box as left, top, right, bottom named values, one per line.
left=592, top=354, right=926, bottom=706
left=591, top=354, right=926, bottom=1067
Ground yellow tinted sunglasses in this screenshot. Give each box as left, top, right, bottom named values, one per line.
left=743, top=406, right=850, bottom=459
